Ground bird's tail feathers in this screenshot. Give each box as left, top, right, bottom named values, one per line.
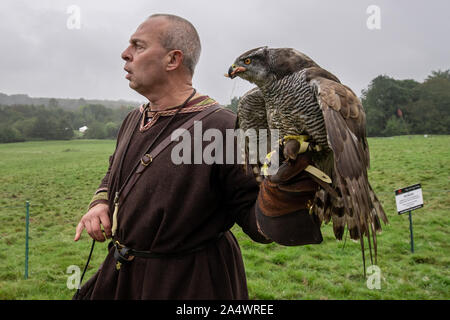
left=369, top=183, right=389, bottom=227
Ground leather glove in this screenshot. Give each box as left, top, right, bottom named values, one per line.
left=256, top=151, right=324, bottom=246
left=258, top=154, right=319, bottom=215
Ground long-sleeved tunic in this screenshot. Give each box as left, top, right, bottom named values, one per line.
left=76, top=95, right=271, bottom=299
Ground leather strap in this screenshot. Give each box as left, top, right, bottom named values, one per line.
left=113, top=232, right=224, bottom=262
left=119, top=104, right=221, bottom=210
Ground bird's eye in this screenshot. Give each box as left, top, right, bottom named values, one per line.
left=244, top=58, right=252, bottom=65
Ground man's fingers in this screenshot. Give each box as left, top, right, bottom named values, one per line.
left=269, top=154, right=311, bottom=184
left=74, top=222, right=84, bottom=241
left=99, top=214, right=112, bottom=239
left=84, top=219, right=94, bottom=240
left=87, top=217, right=106, bottom=242
left=94, top=216, right=107, bottom=242
left=74, top=204, right=110, bottom=242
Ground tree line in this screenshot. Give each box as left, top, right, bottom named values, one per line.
left=0, top=103, right=133, bottom=143
left=362, top=70, right=449, bottom=136
left=0, top=69, right=448, bottom=143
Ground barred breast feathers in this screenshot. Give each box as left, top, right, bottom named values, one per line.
left=261, top=70, right=329, bottom=148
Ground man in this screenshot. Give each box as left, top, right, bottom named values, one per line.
left=73, top=14, right=320, bottom=299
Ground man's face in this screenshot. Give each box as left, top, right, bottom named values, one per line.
left=121, top=17, right=170, bottom=94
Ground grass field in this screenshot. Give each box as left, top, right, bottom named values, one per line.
left=0, top=136, right=449, bottom=300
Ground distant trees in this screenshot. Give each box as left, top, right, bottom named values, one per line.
left=77, top=104, right=126, bottom=139
left=1, top=69, right=448, bottom=143
left=0, top=105, right=74, bottom=142
left=362, top=70, right=450, bottom=136
left=0, top=125, right=24, bottom=143
left=225, top=97, right=240, bottom=113
left=105, top=121, right=120, bottom=138
left=0, top=103, right=133, bottom=143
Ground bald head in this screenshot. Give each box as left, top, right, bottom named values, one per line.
left=148, top=14, right=201, bottom=76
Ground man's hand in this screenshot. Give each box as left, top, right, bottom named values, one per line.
left=74, top=203, right=111, bottom=242
left=255, top=153, right=324, bottom=246
left=259, top=154, right=319, bottom=216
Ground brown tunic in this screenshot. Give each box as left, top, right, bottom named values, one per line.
left=77, top=95, right=271, bottom=300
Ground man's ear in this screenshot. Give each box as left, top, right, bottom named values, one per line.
left=166, top=50, right=183, bottom=71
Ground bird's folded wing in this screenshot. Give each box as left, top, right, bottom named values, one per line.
left=309, top=75, right=373, bottom=237
left=236, top=87, right=270, bottom=166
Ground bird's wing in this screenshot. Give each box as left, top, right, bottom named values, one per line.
left=305, top=67, right=370, bottom=168
left=236, top=87, right=271, bottom=168
left=306, top=68, right=387, bottom=267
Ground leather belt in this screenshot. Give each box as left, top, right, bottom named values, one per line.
left=112, top=232, right=225, bottom=270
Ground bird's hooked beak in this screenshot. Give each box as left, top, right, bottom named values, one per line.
left=225, top=64, right=246, bottom=79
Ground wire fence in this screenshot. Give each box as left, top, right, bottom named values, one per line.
left=0, top=200, right=102, bottom=281
left=1, top=186, right=448, bottom=280
left=1, top=189, right=448, bottom=210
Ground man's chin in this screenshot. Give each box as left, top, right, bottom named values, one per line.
left=128, top=81, right=138, bottom=90
left=128, top=82, right=146, bottom=96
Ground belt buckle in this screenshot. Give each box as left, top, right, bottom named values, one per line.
left=140, top=154, right=153, bottom=167
left=114, top=241, right=135, bottom=270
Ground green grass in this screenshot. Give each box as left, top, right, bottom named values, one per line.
left=0, top=136, right=449, bottom=299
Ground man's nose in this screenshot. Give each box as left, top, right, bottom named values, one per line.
left=121, top=47, right=132, bottom=61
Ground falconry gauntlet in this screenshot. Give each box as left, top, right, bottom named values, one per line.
left=256, top=153, right=323, bottom=246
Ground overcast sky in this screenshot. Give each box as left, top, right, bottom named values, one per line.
left=0, top=0, right=448, bottom=105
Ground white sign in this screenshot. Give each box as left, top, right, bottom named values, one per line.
left=395, top=184, right=424, bottom=214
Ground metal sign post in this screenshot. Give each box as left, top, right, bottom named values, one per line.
left=395, top=184, right=423, bottom=253
left=408, top=211, right=414, bottom=253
